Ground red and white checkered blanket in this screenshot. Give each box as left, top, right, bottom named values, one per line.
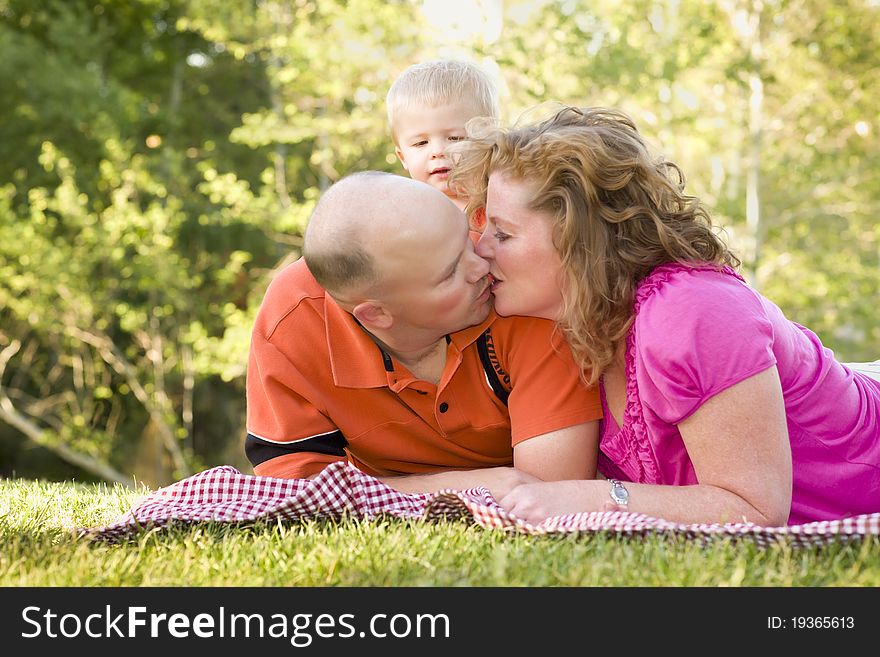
left=82, top=462, right=880, bottom=547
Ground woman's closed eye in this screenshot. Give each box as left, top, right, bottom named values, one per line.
left=494, top=230, right=510, bottom=242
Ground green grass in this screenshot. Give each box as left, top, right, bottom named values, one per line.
left=2, top=477, right=878, bottom=587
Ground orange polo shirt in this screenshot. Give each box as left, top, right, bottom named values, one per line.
left=245, top=258, right=602, bottom=479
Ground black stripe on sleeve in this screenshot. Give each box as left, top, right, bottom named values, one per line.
left=245, top=431, right=348, bottom=467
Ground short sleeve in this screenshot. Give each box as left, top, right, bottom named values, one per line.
left=633, top=270, right=777, bottom=425
left=496, top=317, right=603, bottom=444
left=245, top=316, right=347, bottom=479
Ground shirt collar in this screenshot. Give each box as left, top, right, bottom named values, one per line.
left=324, top=295, right=391, bottom=388
left=324, top=296, right=498, bottom=388
left=448, top=311, right=497, bottom=353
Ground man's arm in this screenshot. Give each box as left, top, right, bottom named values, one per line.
left=512, top=421, right=599, bottom=481
left=378, top=467, right=539, bottom=499
left=377, top=421, right=599, bottom=498
left=499, top=316, right=604, bottom=482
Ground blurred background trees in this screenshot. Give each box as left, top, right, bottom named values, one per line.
left=1, top=0, right=877, bottom=486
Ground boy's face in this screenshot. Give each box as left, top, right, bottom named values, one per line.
left=394, top=102, right=480, bottom=203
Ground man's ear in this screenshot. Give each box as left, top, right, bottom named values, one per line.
left=395, top=147, right=408, bottom=171
left=352, top=301, right=393, bottom=331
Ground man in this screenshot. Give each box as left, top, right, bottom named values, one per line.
left=245, top=172, right=601, bottom=497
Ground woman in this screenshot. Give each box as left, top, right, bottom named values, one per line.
left=450, top=106, right=880, bottom=526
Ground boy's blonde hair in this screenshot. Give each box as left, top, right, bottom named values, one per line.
left=386, top=60, right=500, bottom=141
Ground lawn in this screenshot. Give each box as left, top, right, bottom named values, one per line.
left=2, top=477, right=878, bottom=587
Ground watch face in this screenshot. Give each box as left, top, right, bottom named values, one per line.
left=611, top=482, right=628, bottom=504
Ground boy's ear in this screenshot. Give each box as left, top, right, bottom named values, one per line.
left=394, top=147, right=408, bottom=170
left=352, top=301, right=393, bottom=331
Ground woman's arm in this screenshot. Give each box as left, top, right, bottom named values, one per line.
left=500, top=367, right=792, bottom=526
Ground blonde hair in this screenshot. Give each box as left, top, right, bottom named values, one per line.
left=450, top=106, right=740, bottom=384
left=386, top=60, right=500, bottom=141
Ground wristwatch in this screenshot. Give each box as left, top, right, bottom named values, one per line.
left=609, top=479, right=630, bottom=509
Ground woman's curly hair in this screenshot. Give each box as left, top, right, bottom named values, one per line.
left=449, top=106, right=740, bottom=384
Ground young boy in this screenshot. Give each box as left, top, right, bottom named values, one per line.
left=386, top=59, right=500, bottom=212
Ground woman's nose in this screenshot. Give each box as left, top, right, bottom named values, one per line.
left=475, top=231, right=493, bottom=258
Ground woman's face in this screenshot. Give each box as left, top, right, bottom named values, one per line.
left=476, top=171, right=564, bottom=320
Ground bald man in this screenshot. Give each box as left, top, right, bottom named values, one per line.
left=245, top=172, right=602, bottom=497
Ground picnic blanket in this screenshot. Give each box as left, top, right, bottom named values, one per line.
left=81, top=461, right=879, bottom=547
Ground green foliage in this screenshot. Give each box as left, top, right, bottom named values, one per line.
left=1, top=0, right=877, bottom=482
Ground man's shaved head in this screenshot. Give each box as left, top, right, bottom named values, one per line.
left=303, top=171, right=452, bottom=297
left=303, top=170, right=491, bottom=344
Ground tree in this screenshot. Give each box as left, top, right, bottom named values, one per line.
left=1, top=0, right=876, bottom=485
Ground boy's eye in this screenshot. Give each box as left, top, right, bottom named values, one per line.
left=412, top=140, right=428, bottom=147
left=447, top=135, right=465, bottom=142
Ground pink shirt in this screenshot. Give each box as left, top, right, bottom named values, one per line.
left=597, top=263, right=880, bottom=524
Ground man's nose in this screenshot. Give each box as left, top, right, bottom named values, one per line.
left=468, top=249, right=491, bottom=280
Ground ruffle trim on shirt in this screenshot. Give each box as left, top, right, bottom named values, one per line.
left=599, top=263, right=743, bottom=484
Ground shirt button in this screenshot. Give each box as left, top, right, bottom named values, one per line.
left=439, top=402, right=449, bottom=413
